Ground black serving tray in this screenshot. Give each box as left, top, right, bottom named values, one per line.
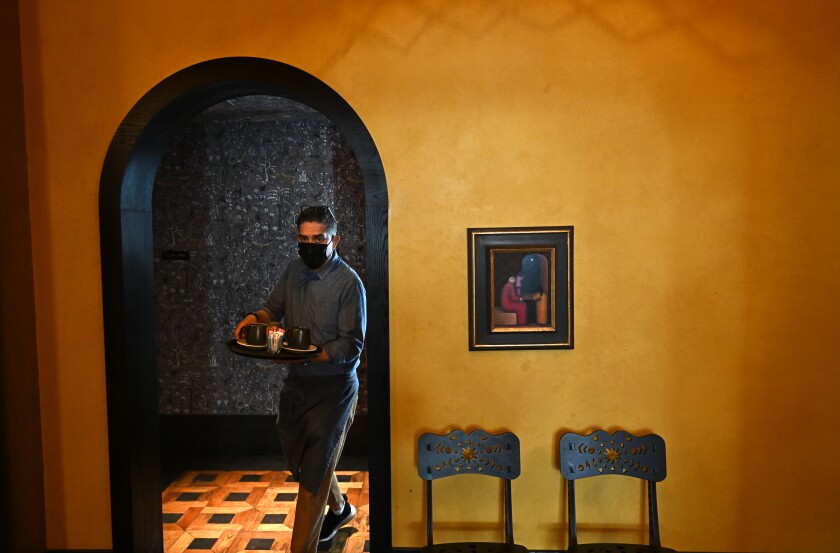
left=226, top=339, right=322, bottom=360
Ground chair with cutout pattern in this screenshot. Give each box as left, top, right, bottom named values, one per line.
left=559, top=429, right=677, bottom=553
left=417, top=428, right=530, bottom=553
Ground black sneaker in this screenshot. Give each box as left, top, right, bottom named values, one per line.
left=318, top=495, right=356, bottom=542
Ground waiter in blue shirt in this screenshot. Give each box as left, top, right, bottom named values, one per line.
left=235, top=206, right=366, bottom=553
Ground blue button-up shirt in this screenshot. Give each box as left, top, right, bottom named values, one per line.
left=261, top=253, right=366, bottom=377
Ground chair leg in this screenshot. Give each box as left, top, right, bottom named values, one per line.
left=568, top=480, right=577, bottom=548
left=426, top=479, right=434, bottom=546
left=648, top=481, right=661, bottom=547
left=504, top=479, right=514, bottom=544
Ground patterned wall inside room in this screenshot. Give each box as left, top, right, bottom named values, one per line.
left=153, top=96, right=366, bottom=415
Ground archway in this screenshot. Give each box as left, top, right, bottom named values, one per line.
left=99, top=57, right=390, bottom=552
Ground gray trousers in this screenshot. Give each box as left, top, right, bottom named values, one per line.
left=276, top=374, right=358, bottom=553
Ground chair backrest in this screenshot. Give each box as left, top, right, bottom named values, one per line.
left=418, top=429, right=521, bottom=545
left=559, top=430, right=666, bottom=547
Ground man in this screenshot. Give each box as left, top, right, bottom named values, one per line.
left=235, top=206, right=366, bottom=553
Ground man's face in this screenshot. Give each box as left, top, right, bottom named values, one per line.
left=298, top=221, right=340, bottom=260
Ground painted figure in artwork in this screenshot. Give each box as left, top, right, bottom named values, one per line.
left=499, top=276, right=527, bottom=325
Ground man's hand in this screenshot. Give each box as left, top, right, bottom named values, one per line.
left=234, top=312, right=259, bottom=341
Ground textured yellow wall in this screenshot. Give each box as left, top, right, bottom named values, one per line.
left=18, top=1, right=840, bottom=550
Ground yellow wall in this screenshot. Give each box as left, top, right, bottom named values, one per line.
left=18, top=1, right=840, bottom=550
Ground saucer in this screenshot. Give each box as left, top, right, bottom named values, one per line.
left=281, top=342, right=317, bottom=353
left=236, top=340, right=265, bottom=349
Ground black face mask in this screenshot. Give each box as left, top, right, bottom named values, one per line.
left=298, top=242, right=330, bottom=270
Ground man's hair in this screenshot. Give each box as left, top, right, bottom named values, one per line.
left=296, top=205, right=338, bottom=236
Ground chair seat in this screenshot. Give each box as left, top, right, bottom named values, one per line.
left=568, top=544, right=677, bottom=553
left=421, top=542, right=530, bottom=553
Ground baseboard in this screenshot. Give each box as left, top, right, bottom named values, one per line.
left=45, top=546, right=731, bottom=552
left=159, top=412, right=368, bottom=457
left=45, top=550, right=113, bottom=553
left=392, top=549, right=568, bottom=553
left=391, top=549, right=560, bottom=553
left=160, top=414, right=282, bottom=455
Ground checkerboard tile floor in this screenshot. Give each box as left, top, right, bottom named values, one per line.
left=162, top=470, right=369, bottom=552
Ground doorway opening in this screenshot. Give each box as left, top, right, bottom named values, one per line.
left=154, top=94, right=372, bottom=551
left=99, top=58, right=390, bottom=553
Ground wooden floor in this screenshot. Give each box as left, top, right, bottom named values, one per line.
left=162, top=469, right=369, bottom=552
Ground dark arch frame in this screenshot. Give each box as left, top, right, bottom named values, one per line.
left=99, top=57, right=390, bottom=553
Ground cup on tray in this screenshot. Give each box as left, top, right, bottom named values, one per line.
left=285, top=327, right=311, bottom=350
left=245, top=323, right=267, bottom=346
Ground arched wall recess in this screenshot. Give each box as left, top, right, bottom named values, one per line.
left=99, top=57, right=390, bottom=552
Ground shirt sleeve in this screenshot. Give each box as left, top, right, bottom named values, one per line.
left=320, top=277, right=366, bottom=365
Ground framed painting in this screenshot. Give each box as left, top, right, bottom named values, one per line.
left=468, top=226, right=574, bottom=350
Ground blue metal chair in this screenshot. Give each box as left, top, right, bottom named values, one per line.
left=559, top=430, right=677, bottom=553
left=417, top=428, right=529, bottom=553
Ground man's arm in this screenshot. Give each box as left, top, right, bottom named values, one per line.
left=319, top=278, right=366, bottom=365
left=234, top=272, right=286, bottom=340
